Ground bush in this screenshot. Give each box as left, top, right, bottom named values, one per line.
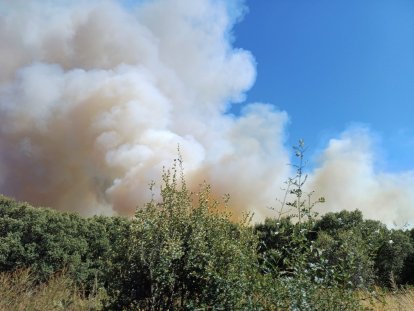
left=375, top=229, right=414, bottom=287
left=3, top=141, right=411, bottom=310
left=106, top=159, right=261, bottom=310
left=0, top=195, right=130, bottom=293
left=0, top=196, right=89, bottom=281
left=255, top=141, right=368, bottom=310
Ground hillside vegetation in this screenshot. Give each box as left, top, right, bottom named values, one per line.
left=1, top=147, right=414, bottom=310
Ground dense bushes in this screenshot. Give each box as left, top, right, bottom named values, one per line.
left=2, top=152, right=414, bottom=309
left=106, top=161, right=260, bottom=310
left=0, top=162, right=262, bottom=310
left=255, top=210, right=414, bottom=291
left=0, top=194, right=130, bottom=292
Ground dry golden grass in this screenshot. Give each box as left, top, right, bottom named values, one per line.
left=0, top=269, right=105, bottom=311
left=2, top=268, right=414, bottom=311
left=360, top=287, right=414, bottom=311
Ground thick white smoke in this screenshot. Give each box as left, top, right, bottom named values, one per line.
left=308, top=128, right=414, bottom=227
left=1, top=0, right=413, bottom=226
left=0, top=0, right=290, bottom=219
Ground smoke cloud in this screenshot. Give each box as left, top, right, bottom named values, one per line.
left=0, top=0, right=413, bottom=225
left=0, top=0, right=289, bottom=219
left=308, top=128, right=414, bottom=227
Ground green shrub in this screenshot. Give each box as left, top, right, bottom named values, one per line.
left=375, top=229, right=414, bottom=287
left=0, top=195, right=130, bottom=293
left=106, top=159, right=261, bottom=310
left=0, top=196, right=88, bottom=281
left=255, top=140, right=369, bottom=310
left=4, top=140, right=413, bottom=310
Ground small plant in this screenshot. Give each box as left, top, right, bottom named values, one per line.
left=264, top=140, right=324, bottom=275
left=276, top=139, right=325, bottom=226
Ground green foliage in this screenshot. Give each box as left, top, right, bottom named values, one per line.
left=0, top=196, right=88, bottom=281
left=107, top=159, right=260, bottom=310
left=313, top=228, right=376, bottom=289
left=314, top=209, right=414, bottom=288
left=314, top=210, right=365, bottom=233
left=275, top=139, right=325, bottom=226
left=256, top=140, right=369, bottom=310
left=375, top=229, right=414, bottom=287
left=401, top=229, right=414, bottom=285
left=255, top=217, right=295, bottom=274
left=313, top=211, right=388, bottom=289
left=0, top=195, right=130, bottom=293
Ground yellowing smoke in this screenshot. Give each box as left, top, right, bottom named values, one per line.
left=0, top=0, right=413, bottom=226
left=0, top=0, right=289, bottom=220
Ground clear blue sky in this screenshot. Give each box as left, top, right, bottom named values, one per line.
left=233, top=0, right=414, bottom=172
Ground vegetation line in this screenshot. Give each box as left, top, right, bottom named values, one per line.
left=1, top=142, right=414, bottom=310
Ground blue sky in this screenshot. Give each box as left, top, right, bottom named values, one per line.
left=233, top=0, right=414, bottom=172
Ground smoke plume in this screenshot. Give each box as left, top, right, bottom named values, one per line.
left=1, top=0, right=413, bottom=226
left=0, top=0, right=289, bottom=219
left=308, top=128, right=414, bottom=227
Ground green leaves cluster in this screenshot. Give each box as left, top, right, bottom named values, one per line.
left=254, top=141, right=414, bottom=310
left=0, top=194, right=130, bottom=293
left=108, top=159, right=260, bottom=310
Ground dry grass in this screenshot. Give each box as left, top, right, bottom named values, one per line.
left=360, top=287, right=414, bottom=311
left=2, top=268, right=414, bottom=311
left=0, top=269, right=105, bottom=311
